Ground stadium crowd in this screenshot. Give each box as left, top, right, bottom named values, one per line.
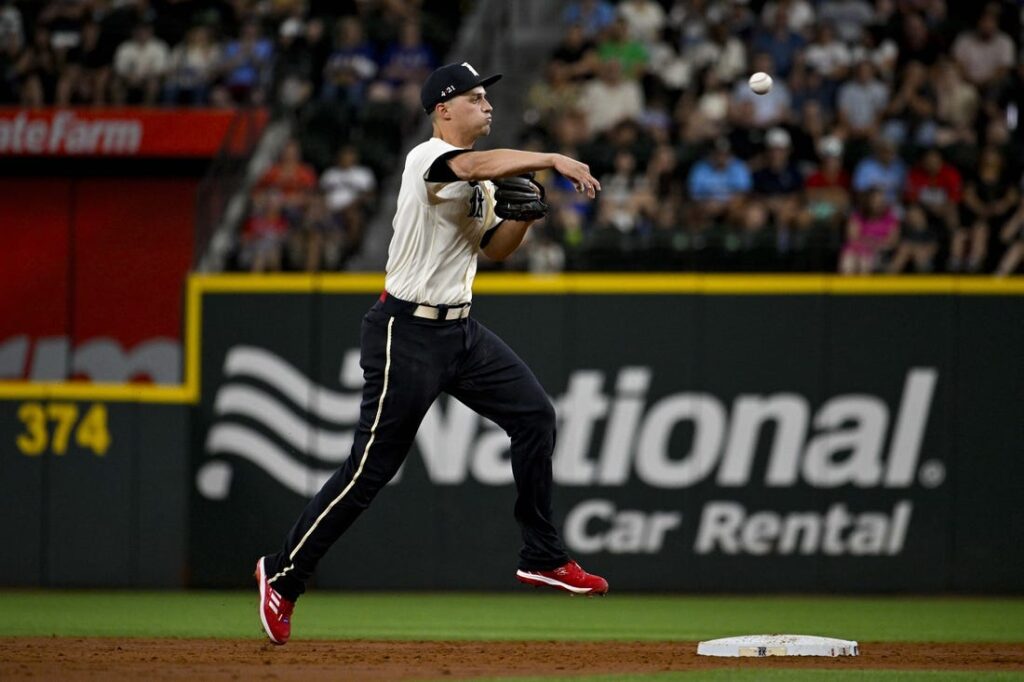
left=510, top=0, right=1024, bottom=275
left=0, top=0, right=459, bottom=272
left=3, top=1, right=1023, bottom=274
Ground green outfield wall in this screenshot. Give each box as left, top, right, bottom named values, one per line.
left=2, top=275, right=1022, bottom=591
left=189, top=276, right=1024, bottom=592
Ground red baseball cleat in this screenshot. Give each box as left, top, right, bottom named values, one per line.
left=516, top=560, right=609, bottom=595
left=255, top=557, right=294, bottom=645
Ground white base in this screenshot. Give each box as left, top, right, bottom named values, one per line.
left=697, top=634, right=859, bottom=657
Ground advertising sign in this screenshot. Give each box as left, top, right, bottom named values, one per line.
left=190, top=286, right=1024, bottom=592
left=0, top=108, right=266, bottom=157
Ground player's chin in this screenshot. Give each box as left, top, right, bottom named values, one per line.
left=479, top=122, right=492, bottom=136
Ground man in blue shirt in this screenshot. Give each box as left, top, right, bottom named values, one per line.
left=853, top=137, right=907, bottom=206
left=563, top=0, right=617, bottom=38
left=221, top=20, right=274, bottom=103
left=688, top=138, right=753, bottom=234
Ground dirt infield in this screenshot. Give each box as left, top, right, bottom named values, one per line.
left=4, top=638, right=1023, bottom=680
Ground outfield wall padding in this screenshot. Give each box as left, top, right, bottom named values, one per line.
left=188, top=290, right=1024, bottom=593
left=0, top=401, right=188, bottom=587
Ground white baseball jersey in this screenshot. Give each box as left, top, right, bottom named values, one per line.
left=384, top=137, right=500, bottom=305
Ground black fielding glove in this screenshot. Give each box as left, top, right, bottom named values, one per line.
left=493, top=173, right=549, bottom=222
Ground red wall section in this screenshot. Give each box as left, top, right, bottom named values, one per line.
left=0, top=178, right=195, bottom=382
left=0, top=180, right=72, bottom=342
left=72, top=179, right=195, bottom=345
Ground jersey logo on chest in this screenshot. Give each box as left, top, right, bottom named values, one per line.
left=467, top=183, right=485, bottom=219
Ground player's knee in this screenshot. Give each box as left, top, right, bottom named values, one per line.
left=515, top=399, right=557, bottom=440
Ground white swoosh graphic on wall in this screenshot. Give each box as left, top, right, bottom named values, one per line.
left=214, top=383, right=354, bottom=462
left=224, top=346, right=361, bottom=422
left=206, top=423, right=335, bottom=497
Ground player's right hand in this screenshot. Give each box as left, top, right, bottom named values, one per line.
left=552, top=155, right=601, bottom=199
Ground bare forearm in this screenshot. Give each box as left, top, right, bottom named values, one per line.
left=450, top=150, right=555, bottom=181
left=482, top=220, right=532, bottom=261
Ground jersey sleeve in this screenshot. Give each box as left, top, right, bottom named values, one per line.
left=409, top=138, right=470, bottom=202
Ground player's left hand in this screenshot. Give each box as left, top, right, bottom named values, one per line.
left=493, top=174, right=549, bottom=222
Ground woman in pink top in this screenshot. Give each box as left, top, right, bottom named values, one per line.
left=840, top=187, right=899, bottom=274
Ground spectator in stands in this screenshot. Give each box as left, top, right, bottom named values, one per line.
left=322, top=16, right=377, bottom=104
left=677, top=67, right=730, bottom=144
left=524, top=226, right=567, bottom=274
left=751, top=6, right=805, bottom=79
left=219, top=19, right=273, bottom=104
left=888, top=203, right=939, bottom=273
left=0, top=0, right=22, bottom=53
left=853, top=136, right=906, bottom=207
left=896, top=11, right=941, bottom=71
left=957, top=147, right=1018, bottom=272
left=597, top=149, right=655, bottom=233
left=731, top=52, right=792, bottom=130
left=904, top=148, right=963, bottom=267
left=818, top=0, right=874, bottom=44
left=579, top=59, right=644, bottom=135
left=272, top=17, right=314, bottom=107
left=837, top=60, right=889, bottom=142
left=882, top=61, right=937, bottom=148
left=15, top=26, right=59, bottom=106
left=257, top=139, right=318, bottom=231
left=563, top=0, right=617, bottom=39
left=298, top=193, right=344, bottom=272
left=803, top=22, right=850, bottom=85
left=320, top=144, right=376, bottom=263
left=761, top=0, right=816, bottom=35
left=551, top=23, right=598, bottom=81
left=850, top=24, right=898, bottom=75
left=952, top=7, right=1014, bottom=95
left=597, top=17, right=648, bottom=80
left=687, top=138, right=754, bottom=238
left=618, top=0, right=666, bottom=45
left=932, top=57, right=979, bottom=147
left=378, top=21, right=434, bottom=88
left=242, top=191, right=288, bottom=273
left=787, top=61, right=834, bottom=121
left=302, top=19, right=331, bottom=96
left=840, top=187, right=899, bottom=274
left=39, top=0, right=85, bottom=56
left=787, top=99, right=827, bottom=169
left=646, top=143, right=684, bottom=201
left=751, top=127, right=807, bottom=251
left=525, top=61, right=581, bottom=129
left=112, top=22, right=169, bottom=104
left=686, top=22, right=746, bottom=85
left=804, top=135, right=851, bottom=236
left=163, top=25, right=219, bottom=105
left=62, top=21, right=116, bottom=105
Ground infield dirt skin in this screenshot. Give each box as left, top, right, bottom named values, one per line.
left=3, top=639, right=1024, bottom=680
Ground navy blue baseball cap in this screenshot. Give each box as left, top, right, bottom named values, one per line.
left=421, top=62, right=502, bottom=113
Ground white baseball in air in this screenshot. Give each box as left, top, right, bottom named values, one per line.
left=749, top=72, right=773, bottom=95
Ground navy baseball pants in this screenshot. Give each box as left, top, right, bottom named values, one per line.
left=265, top=293, right=569, bottom=600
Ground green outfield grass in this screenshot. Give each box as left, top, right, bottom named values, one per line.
left=502, top=674, right=1024, bottom=682
left=3, top=591, right=1023, bottom=643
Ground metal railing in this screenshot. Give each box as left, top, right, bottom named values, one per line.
left=193, top=107, right=269, bottom=269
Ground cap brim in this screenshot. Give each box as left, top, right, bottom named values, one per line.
left=455, top=73, right=502, bottom=98
left=477, top=73, right=502, bottom=89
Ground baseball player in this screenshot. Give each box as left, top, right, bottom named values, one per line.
left=255, top=61, right=607, bottom=645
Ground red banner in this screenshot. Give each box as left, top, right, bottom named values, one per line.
left=0, top=178, right=195, bottom=383
left=0, top=108, right=265, bottom=158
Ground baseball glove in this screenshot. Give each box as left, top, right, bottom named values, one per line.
left=493, top=173, right=548, bottom=222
